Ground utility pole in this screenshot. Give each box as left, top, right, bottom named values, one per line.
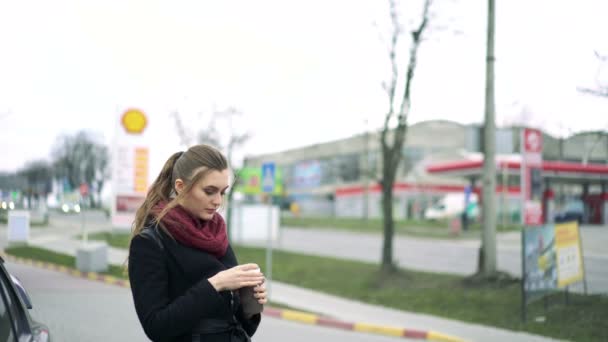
left=480, top=0, right=497, bottom=275
left=363, top=119, right=370, bottom=221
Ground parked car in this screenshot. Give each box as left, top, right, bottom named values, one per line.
left=0, top=255, right=50, bottom=342
left=554, top=199, right=584, bottom=224
left=424, top=193, right=479, bottom=221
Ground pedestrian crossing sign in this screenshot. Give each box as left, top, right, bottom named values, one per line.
left=261, top=162, right=275, bottom=193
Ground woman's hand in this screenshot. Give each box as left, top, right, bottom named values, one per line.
left=253, top=282, right=267, bottom=305
left=208, top=263, right=264, bottom=292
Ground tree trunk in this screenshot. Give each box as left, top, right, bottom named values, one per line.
left=381, top=183, right=395, bottom=272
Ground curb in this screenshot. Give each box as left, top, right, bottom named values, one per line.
left=3, top=254, right=468, bottom=342
left=263, top=307, right=467, bottom=342
left=4, top=254, right=131, bottom=288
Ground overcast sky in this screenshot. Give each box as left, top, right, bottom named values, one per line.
left=1, top=0, right=607, bottom=178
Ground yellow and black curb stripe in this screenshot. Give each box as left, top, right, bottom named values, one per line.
left=4, top=254, right=468, bottom=342
left=3, top=255, right=131, bottom=289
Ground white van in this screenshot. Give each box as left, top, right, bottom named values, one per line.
left=424, top=193, right=478, bottom=221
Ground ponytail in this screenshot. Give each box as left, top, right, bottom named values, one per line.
left=130, top=151, right=183, bottom=240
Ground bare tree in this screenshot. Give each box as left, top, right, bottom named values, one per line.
left=577, top=51, right=608, bottom=98
left=580, top=130, right=608, bottom=165
left=52, top=131, right=109, bottom=207
left=197, top=117, right=222, bottom=148
left=212, top=107, right=251, bottom=238
left=89, top=144, right=110, bottom=207
left=18, top=160, right=53, bottom=209
left=170, top=111, right=195, bottom=147
left=0, top=172, right=26, bottom=193
left=170, top=110, right=222, bottom=148
left=379, top=0, right=432, bottom=272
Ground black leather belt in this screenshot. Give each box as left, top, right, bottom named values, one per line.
left=191, top=318, right=250, bottom=342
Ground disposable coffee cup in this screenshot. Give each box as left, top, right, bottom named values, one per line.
left=239, top=268, right=264, bottom=316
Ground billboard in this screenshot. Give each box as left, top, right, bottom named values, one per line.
left=111, top=109, right=149, bottom=229
left=292, top=160, right=321, bottom=188
left=522, top=221, right=585, bottom=310
left=554, top=222, right=584, bottom=287
left=235, top=167, right=283, bottom=195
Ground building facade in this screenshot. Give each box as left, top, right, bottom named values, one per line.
left=243, top=120, right=608, bottom=221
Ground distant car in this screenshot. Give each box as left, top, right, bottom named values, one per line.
left=554, top=199, right=584, bottom=224
left=60, top=202, right=80, bottom=214
left=1, top=201, right=15, bottom=210
left=0, top=255, right=51, bottom=342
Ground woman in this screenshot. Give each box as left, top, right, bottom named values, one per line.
left=128, top=144, right=266, bottom=342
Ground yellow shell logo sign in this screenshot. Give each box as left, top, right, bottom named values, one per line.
left=121, top=109, right=147, bottom=134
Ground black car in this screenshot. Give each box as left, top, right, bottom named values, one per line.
left=0, top=255, right=50, bottom=342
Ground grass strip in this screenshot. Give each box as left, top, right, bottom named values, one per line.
left=280, top=216, right=521, bottom=239
left=4, top=245, right=126, bottom=279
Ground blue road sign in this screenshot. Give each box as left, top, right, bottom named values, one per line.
left=261, top=162, right=275, bottom=193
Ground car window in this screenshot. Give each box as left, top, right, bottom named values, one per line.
left=565, top=201, right=584, bottom=212
left=0, top=275, right=17, bottom=342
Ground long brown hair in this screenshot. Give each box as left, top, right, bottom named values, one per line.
left=129, top=144, right=229, bottom=244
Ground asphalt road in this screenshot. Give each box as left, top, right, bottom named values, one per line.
left=5, top=260, right=410, bottom=342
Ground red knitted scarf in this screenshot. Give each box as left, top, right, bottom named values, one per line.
left=152, top=201, right=228, bottom=258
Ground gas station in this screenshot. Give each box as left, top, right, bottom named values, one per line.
left=426, top=128, right=608, bottom=227
left=427, top=158, right=608, bottom=225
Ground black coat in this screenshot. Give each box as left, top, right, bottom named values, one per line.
left=128, top=223, right=261, bottom=342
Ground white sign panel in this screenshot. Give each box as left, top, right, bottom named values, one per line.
left=7, top=211, right=30, bottom=243
left=228, top=204, right=280, bottom=243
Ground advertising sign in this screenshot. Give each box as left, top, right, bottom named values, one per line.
left=522, top=222, right=585, bottom=294
left=521, top=221, right=586, bottom=322
left=121, top=108, right=148, bottom=134
left=111, top=109, right=149, bottom=229
left=523, top=225, right=557, bottom=292
left=555, top=222, right=584, bottom=287
left=521, top=128, right=543, bottom=226
left=134, top=147, right=149, bottom=194
left=234, top=167, right=283, bottom=195
left=292, top=160, right=322, bottom=188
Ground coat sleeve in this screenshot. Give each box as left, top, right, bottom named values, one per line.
left=235, top=309, right=261, bottom=337
left=225, top=244, right=261, bottom=337
left=128, top=234, right=226, bottom=341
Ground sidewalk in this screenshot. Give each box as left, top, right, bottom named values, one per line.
left=21, top=234, right=561, bottom=342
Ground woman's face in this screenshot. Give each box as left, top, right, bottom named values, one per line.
left=177, top=169, right=230, bottom=221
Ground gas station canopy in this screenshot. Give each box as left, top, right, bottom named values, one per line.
left=427, top=158, right=608, bottom=183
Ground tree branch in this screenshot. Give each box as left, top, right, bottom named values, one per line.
left=383, top=0, right=400, bottom=131
left=397, top=0, right=431, bottom=120
left=390, top=0, right=432, bottom=169
left=170, top=111, right=194, bottom=147
left=577, top=86, right=608, bottom=98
